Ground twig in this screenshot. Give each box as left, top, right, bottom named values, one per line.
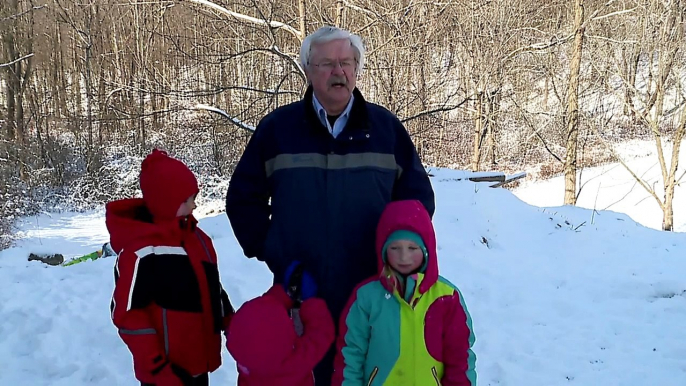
left=504, top=0, right=620, bottom=61
left=0, top=5, right=46, bottom=21
left=0, top=53, right=34, bottom=68
left=195, top=104, right=256, bottom=133
left=184, top=0, right=302, bottom=40
left=511, top=98, right=563, bottom=163
left=269, top=45, right=305, bottom=81
left=400, top=96, right=471, bottom=124
left=505, top=34, right=574, bottom=61
left=591, top=182, right=601, bottom=225
left=591, top=7, right=636, bottom=21
left=677, top=168, right=686, bottom=185
left=593, top=132, right=663, bottom=209
left=341, top=0, right=377, bottom=18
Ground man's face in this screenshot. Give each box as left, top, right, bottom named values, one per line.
left=306, top=39, right=357, bottom=113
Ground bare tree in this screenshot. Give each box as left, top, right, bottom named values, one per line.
left=596, top=0, right=686, bottom=231
left=2, top=0, right=685, bottom=232
left=563, top=0, right=586, bottom=205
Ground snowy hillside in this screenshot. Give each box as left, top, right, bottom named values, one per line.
left=1, top=167, right=686, bottom=385
left=515, top=139, right=686, bottom=232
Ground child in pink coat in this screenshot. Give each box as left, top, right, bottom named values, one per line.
left=227, top=262, right=335, bottom=385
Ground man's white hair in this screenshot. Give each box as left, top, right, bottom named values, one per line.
left=300, top=26, right=365, bottom=74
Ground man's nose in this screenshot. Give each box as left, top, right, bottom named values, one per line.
left=331, top=64, right=345, bottom=75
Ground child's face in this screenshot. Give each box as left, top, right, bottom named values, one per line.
left=386, top=240, right=424, bottom=275
left=176, top=194, right=197, bottom=217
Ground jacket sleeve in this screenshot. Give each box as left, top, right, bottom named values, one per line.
left=392, top=121, right=436, bottom=218
left=280, top=298, right=335, bottom=372
left=442, top=289, right=477, bottom=386
left=332, top=289, right=370, bottom=386
left=225, top=121, right=271, bottom=260
left=110, top=249, right=167, bottom=376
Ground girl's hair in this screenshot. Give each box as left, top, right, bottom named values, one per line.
left=380, top=264, right=398, bottom=290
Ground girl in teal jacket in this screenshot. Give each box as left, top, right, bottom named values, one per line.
left=332, top=200, right=476, bottom=386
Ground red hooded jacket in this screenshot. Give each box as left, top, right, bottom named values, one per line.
left=227, top=285, right=335, bottom=386
left=107, top=150, right=234, bottom=384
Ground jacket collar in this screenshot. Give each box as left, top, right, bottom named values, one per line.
left=303, top=85, right=370, bottom=135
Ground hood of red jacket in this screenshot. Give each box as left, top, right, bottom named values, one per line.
left=105, top=198, right=196, bottom=253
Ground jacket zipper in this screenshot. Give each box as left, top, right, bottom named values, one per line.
left=367, top=366, right=378, bottom=386
left=432, top=366, right=442, bottom=385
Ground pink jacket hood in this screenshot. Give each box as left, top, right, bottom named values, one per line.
left=375, top=200, right=438, bottom=294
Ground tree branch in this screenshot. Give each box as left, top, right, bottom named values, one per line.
left=341, top=0, right=377, bottom=19
left=0, top=53, right=34, bottom=68
left=677, top=168, right=686, bottom=185
left=505, top=0, right=622, bottom=61
left=505, top=35, right=574, bottom=61
left=586, top=35, right=638, bottom=44
left=0, top=5, right=46, bottom=21
left=195, top=104, right=256, bottom=133
left=591, top=126, right=664, bottom=209
left=667, top=105, right=686, bottom=181
left=591, top=7, right=636, bottom=21
left=183, top=0, right=302, bottom=41
left=268, top=45, right=306, bottom=81
left=399, top=96, right=471, bottom=123
left=510, top=98, right=564, bottom=163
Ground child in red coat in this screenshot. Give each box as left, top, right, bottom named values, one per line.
left=107, top=149, right=234, bottom=386
left=227, top=262, right=335, bottom=386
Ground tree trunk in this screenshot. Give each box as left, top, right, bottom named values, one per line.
left=335, top=0, right=344, bottom=26
left=623, top=46, right=639, bottom=119
left=3, top=0, right=18, bottom=141
left=5, top=66, right=16, bottom=140
left=98, top=61, right=106, bottom=144
left=564, top=0, right=585, bottom=205
left=15, top=62, right=25, bottom=145
left=663, top=105, right=686, bottom=231
left=85, top=40, right=94, bottom=172
left=487, top=89, right=499, bottom=167
left=471, top=90, right=484, bottom=171
left=543, top=72, right=549, bottom=110
left=298, top=0, right=306, bottom=37
left=139, top=86, right=146, bottom=148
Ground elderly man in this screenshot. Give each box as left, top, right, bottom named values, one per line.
left=225, top=26, right=434, bottom=384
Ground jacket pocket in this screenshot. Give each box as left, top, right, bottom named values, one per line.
left=431, top=366, right=442, bottom=386
left=367, top=366, right=379, bottom=386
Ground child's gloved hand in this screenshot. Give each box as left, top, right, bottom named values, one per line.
left=283, top=261, right=317, bottom=306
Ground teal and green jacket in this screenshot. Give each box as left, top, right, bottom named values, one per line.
left=332, top=200, right=476, bottom=386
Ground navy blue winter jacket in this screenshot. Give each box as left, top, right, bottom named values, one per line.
left=226, top=86, right=435, bottom=321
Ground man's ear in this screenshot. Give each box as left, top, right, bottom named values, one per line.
left=303, top=66, right=312, bottom=85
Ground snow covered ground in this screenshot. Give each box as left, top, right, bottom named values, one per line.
left=515, top=139, right=686, bottom=232
left=1, top=164, right=686, bottom=385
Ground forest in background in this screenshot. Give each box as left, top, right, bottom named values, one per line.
left=1, top=0, right=685, bottom=247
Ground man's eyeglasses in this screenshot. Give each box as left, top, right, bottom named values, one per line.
left=311, top=60, right=356, bottom=72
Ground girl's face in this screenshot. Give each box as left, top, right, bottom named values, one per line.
left=386, top=240, right=424, bottom=275
left=176, top=193, right=197, bottom=217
